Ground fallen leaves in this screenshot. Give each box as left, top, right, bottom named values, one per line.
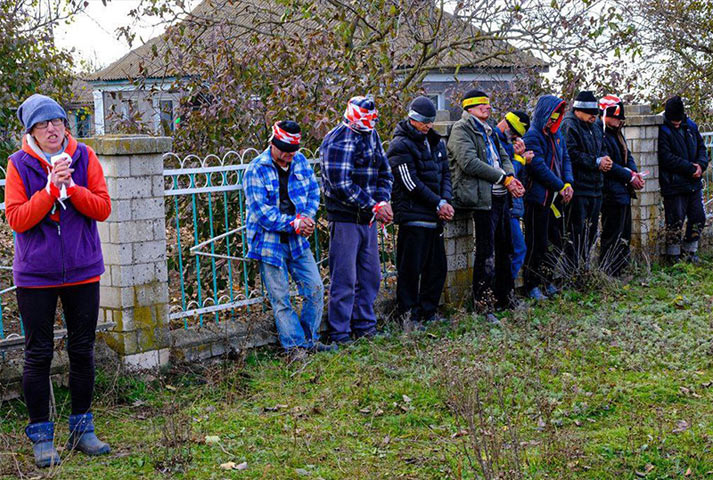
left=220, top=461, right=248, bottom=470
left=672, top=419, right=690, bottom=434
left=635, top=464, right=654, bottom=477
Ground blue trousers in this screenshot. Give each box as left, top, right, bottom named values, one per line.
left=510, top=216, right=526, bottom=280
left=327, top=222, right=381, bottom=342
left=259, top=247, right=324, bottom=350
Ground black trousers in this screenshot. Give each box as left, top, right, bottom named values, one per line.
left=600, top=202, right=632, bottom=276
left=564, top=195, right=602, bottom=268
left=396, top=225, right=447, bottom=321
left=663, top=190, right=706, bottom=255
left=523, top=201, right=564, bottom=290
left=18, top=282, right=100, bottom=424
left=472, top=195, right=513, bottom=311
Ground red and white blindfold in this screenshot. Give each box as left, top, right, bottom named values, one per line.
left=599, top=95, right=622, bottom=116
left=344, top=100, right=378, bottom=132
left=272, top=122, right=301, bottom=145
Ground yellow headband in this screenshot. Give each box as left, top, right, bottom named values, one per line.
left=462, top=96, right=490, bottom=108
left=505, top=112, right=527, bottom=136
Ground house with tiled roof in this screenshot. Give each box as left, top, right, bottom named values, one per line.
left=86, top=0, right=547, bottom=135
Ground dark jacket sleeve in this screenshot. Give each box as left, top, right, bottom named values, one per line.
left=562, top=119, right=599, bottom=171
left=439, top=141, right=452, bottom=203
left=388, top=139, right=442, bottom=208
left=658, top=127, right=697, bottom=177
left=607, top=162, right=633, bottom=184
left=691, top=121, right=710, bottom=171
left=561, top=133, right=574, bottom=184
left=627, top=148, right=638, bottom=172
left=605, top=134, right=637, bottom=184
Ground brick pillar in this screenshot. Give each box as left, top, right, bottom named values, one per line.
left=621, top=105, right=664, bottom=258
left=83, top=135, right=173, bottom=368
left=442, top=214, right=475, bottom=306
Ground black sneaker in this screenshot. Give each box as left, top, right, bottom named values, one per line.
left=686, top=253, right=701, bottom=265
left=312, top=341, right=339, bottom=353
left=354, top=329, right=389, bottom=341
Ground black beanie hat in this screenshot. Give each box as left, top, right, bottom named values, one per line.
left=271, top=120, right=301, bottom=152
left=572, top=90, right=599, bottom=115
left=505, top=111, right=531, bottom=137
left=408, top=96, right=437, bottom=123
left=665, top=96, right=685, bottom=122
left=462, top=89, right=489, bottom=110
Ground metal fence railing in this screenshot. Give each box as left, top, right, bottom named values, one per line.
left=162, top=148, right=397, bottom=330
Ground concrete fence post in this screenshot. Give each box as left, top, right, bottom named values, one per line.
left=621, top=105, right=664, bottom=258
left=83, top=135, right=173, bottom=368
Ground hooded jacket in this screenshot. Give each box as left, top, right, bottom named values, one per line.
left=447, top=110, right=513, bottom=211
left=522, top=95, right=573, bottom=207
left=658, top=114, right=709, bottom=196
left=561, top=110, right=605, bottom=197
left=599, top=119, right=638, bottom=205
left=387, top=120, right=452, bottom=224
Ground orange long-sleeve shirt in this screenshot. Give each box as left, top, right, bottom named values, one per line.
left=5, top=134, right=112, bottom=286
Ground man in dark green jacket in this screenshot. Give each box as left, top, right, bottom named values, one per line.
left=447, top=90, right=525, bottom=323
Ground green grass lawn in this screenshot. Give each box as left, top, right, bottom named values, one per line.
left=2, top=258, right=713, bottom=479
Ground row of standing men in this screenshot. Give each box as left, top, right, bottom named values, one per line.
left=7, top=90, right=708, bottom=467
left=243, top=90, right=710, bottom=355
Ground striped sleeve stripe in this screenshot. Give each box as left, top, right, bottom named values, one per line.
left=398, top=164, right=416, bottom=191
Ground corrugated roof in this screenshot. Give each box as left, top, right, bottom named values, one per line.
left=86, top=0, right=546, bottom=83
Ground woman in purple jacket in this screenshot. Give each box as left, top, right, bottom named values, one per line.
left=6, top=95, right=112, bottom=467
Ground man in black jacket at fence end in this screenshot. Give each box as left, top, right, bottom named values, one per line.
left=598, top=95, right=645, bottom=276
left=387, top=96, right=454, bottom=328
left=658, top=96, right=709, bottom=263
left=561, top=90, right=612, bottom=273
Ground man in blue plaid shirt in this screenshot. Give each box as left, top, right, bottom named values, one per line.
left=320, top=96, right=394, bottom=344
left=245, top=120, right=334, bottom=360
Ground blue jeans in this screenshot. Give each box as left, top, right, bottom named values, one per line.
left=510, top=216, right=526, bottom=280
left=259, top=247, right=324, bottom=350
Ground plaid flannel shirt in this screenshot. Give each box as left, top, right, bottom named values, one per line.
left=244, top=148, right=320, bottom=267
left=319, top=123, right=393, bottom=212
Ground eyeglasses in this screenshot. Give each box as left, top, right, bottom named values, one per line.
left=33, top=118, right=65, bottom=130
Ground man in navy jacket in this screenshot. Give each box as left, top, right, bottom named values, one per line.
left=658, top=96, right=709, bottom=263
left=598, top=96, right=645, bottom=275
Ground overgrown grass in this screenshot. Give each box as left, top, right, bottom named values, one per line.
left=2, top=257, right=713, bottom=479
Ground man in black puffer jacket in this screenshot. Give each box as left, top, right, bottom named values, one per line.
left=561, top=90, right=612, bottom=272
left=387, top=96, right=454, bottom=326
left=658, top=96, right=709, bottom=263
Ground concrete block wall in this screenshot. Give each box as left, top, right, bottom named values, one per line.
left=622, top=105, right=665, bottom=256
left=442, top=214, right=474, bottom=306
left=83, top=135, right=173, bottom=368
